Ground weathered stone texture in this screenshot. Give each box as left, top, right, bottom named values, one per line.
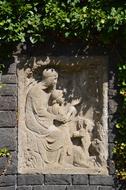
left=89, top=175, right=114, bottom=186
left=0, top=175, right=16, bottom=187
left=1, top=75, right=16, bottom=84
left=108, top=143, right=115, bottom=159
left=18, top=175, right=44, bottom=186
left=8, top=63, right=17, bottom=74
left=0, top=84, right=17, bottom=96
left=6, top=152, right=17, bottom=174
left=108, top=115, right=117, bottom=130
left=108, top=89, right=117, bottom=97
left=0, top=187, right=15, bottom=190
left=0, top=156, right=8, bottom=174
left=72, top=175, right=88, bottom=185
left=108, top=160, right=116, bottom=175
left=0, top=111, right=16, bottom=127
left=0, top=128, right=16, bottom=150
left=99, top=187, right=115, bottom=190
left=45, top=174, right=72, bottom=185
left=108, top=99, right=118, bottom=115
left=108, top=130, right=116, bottom=143
left=0, top=96, right=16, bottom=111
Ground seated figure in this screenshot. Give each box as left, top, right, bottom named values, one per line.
left=25, top=68, right=68, bottom=169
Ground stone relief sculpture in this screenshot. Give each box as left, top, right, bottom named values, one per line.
left=18, top=56, right=108, bottom=174
left=25, top=69, right=69, bottom=169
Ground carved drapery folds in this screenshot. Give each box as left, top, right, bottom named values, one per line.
left=18, top=56, right=108, bottom=174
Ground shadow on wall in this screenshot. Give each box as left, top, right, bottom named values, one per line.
left=0, top=43, right=17, bottom=74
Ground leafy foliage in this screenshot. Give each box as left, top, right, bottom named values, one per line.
left=0, top=147, right=10, bottom=157
left=0, top=0, right=126, bottom=43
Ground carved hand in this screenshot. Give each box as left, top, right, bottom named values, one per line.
left=79, top=128, right=85, bottom=137
left=55, top=115, right=68, bottom=124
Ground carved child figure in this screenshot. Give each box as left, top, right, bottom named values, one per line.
left=49, top=89, right=77, bottom=121
left=72, top=118, right=96, bottom=168
left=48, top=89, right=78, bottom=165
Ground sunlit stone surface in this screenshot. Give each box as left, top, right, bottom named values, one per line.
left=18, top=56, right=108, bottom=174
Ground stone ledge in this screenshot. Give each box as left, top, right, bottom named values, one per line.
left=0, top=111, right=17, bottom=127
left=18, top=174, right=44, bottom=186
left=0, top=84, right=17, bottom=96
left=89, top=175, right=114, bottom=186
left=0, top=175, right=16, bottom=187
left=45, top=174, right=72, bottom=185
left=0, top=128, right=17, bottom=151
left=1, top=75, right=16, bottom=84
left=0, top=96, right=16, bottom=111
left=72, top=175, right=88, bottom=185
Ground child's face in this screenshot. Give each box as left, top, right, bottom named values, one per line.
left=56, top=96, right=64, bottom=104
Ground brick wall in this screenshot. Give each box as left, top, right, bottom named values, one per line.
left=0, top=59, right=17, bottom=189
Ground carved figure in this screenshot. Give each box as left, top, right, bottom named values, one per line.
left=72, top=118, right=95, bottom=168
left=49, top=89, right=77, bottom=121
left=89, top=138, right=106, bottom=167
left=48, top=89, right=76, bottom=165
left=22, top=64, right=108, bottom=174
left=48, top=89, right=94, bottom=168
left=25, top=68, right=69, bottom=169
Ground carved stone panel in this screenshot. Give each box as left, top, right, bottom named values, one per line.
left=18, top=56, right=108, bottom=174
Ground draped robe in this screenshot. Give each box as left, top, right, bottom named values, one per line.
left=25, top=83, right=65, bottom=168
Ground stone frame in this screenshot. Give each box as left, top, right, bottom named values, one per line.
left=18, top=55, right=109, bottom=175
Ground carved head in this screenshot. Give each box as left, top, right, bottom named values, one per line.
left=51, top=89, right=64, bottom=104
left=42, top=68, right=58, bottom=87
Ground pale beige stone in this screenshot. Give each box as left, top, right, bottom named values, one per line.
left=18, top=56, right=108, bottom=174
